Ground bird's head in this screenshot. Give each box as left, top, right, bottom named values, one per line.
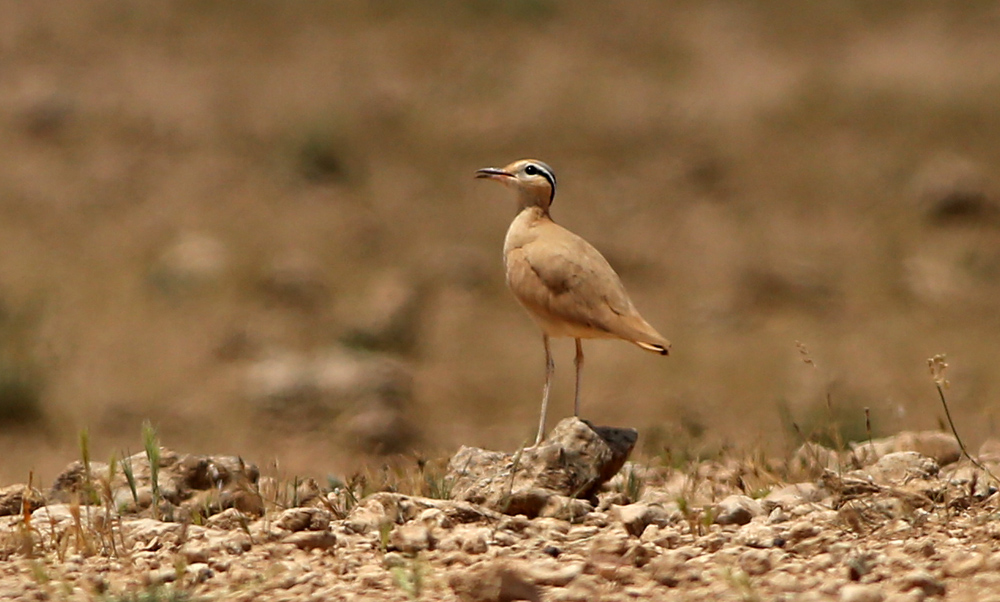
left=475, top=159, right=557, bottom=211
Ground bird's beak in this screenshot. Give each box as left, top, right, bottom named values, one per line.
left=475, top=167, right=513, bottom=181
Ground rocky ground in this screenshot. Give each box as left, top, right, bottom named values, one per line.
left=1, top=421, right=999, bottom=601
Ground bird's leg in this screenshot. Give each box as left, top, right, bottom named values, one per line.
left=535, top=335, right=554, bottom=446
left=574, top=338, right=584, bottom=417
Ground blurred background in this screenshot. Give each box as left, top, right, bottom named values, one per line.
left=2, top=1, right=1000, bottom=485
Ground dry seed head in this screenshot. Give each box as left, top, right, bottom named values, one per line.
left=927, top=354, right=950, bottom=388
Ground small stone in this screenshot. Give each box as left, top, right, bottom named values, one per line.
left=786, top=521, right=821, bottom=544
left=610, top=503, right=670, bottom=537
left=145, top=568, right=177, bottom=586
left=735, top=523, right=783, bottom=548
left=862, top=452, right=939, bottom=485
left=715, top=495, right=763, bottom=525
left=763, top=482, right=823, bottom=512
left=525, top=560, right=584, bottom=587
left=382, top=552, right=406, bottom=569
left=283, top=530, right=337, bottom=551
left=448, top=560, right=542, bottom=602
left=738, top=549, right=772, bottom=575
left=277, top=507, right=331, bottom=532
left=943, top=550, right=985, bottom=577
left=460, top=528, right=490, bottom=555
left=389, top=524, right=434, bottom=554
left=840, top=583, right=885, bottom=602
left=540, top=495, right=593, bottom=521
left=898, top=570, right=945, bottom=597
left=205, top=508, right=250, bottom=531
left=0, top=485, right=45, bottom=517
left=184, top=563, right=213, bottom=584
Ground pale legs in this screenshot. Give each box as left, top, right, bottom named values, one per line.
left=535, top=335, right=555, bottom=446
left=534, top=336, right=586, bottom=446
left=574, top=338, right=584, bottom=417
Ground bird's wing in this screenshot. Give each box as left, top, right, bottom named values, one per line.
left=506, top=222, right=667, bottom=346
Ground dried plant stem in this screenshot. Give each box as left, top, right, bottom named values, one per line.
left=934, top=382, right=999, bottom=483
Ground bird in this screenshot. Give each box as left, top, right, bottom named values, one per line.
left=475, top=159, right=670, bottom=445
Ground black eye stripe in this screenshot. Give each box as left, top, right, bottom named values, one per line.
left=524, top=163, right=556, bottom=193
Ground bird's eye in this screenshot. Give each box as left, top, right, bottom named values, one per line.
left=524, top=165, right=539, bottom=176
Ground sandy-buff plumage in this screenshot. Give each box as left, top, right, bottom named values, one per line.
left=476, top=159, right=670, bottom=444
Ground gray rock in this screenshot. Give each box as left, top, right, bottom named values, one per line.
left=446, top=417, right=637, bottom=516
left=714, top=495, right=763, bottom=525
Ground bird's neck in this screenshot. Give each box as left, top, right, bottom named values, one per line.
left=516, top=193, right=552, bottom=218
left=515, top=204, right=551, bottom=223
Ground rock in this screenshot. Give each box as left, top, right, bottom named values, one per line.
left=790, top=442, right=842, bottom=475
left=448, top=560, right=542, bottom=602
left=276, top=507, right=331, bottom=532
left=898, top=570, right=945, bottom=597
left=735, top=523, right=783, bottom=548
left=145, top=567, right=178, bottom=586
left=524, top=560, right=584, bottom=587
left=0, top=485, right=44, bottom=517
left=840, top=583, right=885, bottom=602
left=389, top=524, right=434, bottom=554
left=785, top=521, right=822, bottom=544
left=206, top=508, right=251, bottom=531
left=859, top=452, right=939, bottom=485
left=50, top=448, right=261, bottom=517
left=943, top=550, right=985, bottom=578
left=762, top=482, right=823, bottom=512
left=852, top=432, right=960, bottom=467
left=738, top=549, right=772, bottom=575
left=646, top=550, right=698, bottom=587
left=610, top=503, right=671, bottom=537
left=539, top=495, right=593, bottom=522
left=447, top=418, right=637, bottom=516
left=282, top=530, right=337, bottom=551
left=184, top=563, right=213, bottom=584
left=459, top=527, right=490, bottom=555
left=345, top=493, right=500, bottom=534
left=714, top=495, right=763, bottom=525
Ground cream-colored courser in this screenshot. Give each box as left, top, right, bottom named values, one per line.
left=476, top=159, right=670, bottom=445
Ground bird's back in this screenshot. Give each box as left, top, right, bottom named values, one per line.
left=504, top=209, right=670, bottom=353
